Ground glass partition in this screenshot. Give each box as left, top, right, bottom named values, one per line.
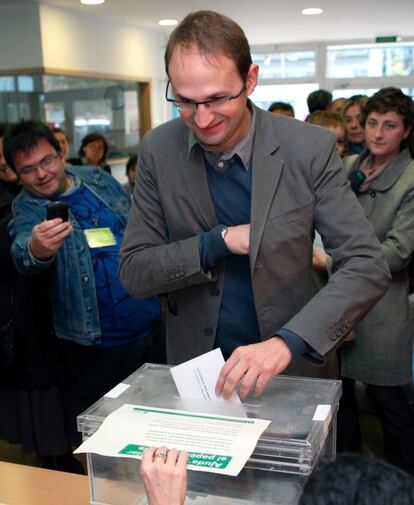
left=0, top=72, right=145, bottom=159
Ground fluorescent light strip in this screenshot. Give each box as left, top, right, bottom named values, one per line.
left=302, top=7, right=323, bottom=15
left=81, top=0, right=105, bottom=5
left=159, top=19, right=178, bottom=26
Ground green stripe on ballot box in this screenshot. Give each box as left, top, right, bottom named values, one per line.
left=119, top=444, right=232, bottom=469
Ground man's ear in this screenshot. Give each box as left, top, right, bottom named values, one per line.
left=246, top=64, right=259, bottom=96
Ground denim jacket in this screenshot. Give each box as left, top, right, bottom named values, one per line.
left=9, top=166, right=131, bottom=345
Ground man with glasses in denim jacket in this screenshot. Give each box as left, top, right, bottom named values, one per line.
left=4, top=120, right=163, bottom=421
left=120, top=10, right=390, bottom=399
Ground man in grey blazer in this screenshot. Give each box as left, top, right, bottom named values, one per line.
left=119, top=10, right=390, bottom=399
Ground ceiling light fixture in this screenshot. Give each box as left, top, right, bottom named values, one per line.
left=80, top=0, right=105, bottom=5
left=158, top=19, right=178, bottom=26
left=302, top=7, right=323, bottom=15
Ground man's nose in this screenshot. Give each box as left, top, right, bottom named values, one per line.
left=35, top=165, right=48, bottom=177
left=373, top=127, right=383, bottom=138
left=193, top=104, right=215, bottom=128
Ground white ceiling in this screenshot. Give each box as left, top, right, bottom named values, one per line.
left=25, top=0, right=414, bottom=46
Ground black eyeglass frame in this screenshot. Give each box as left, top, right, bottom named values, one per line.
left=165, top=80, right=246, bottom=111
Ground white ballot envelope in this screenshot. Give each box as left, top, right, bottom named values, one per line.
left=171, top=348, right=241, bottom=403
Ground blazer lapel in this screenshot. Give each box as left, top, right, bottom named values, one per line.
left=250, top=114, right=283, bottom=269
left=179, top=144, right=218, bottom=230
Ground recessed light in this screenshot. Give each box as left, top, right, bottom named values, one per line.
left=302, top=7, right=323, bottom=15
left=158, top=19, right=178, bottom=26
left=81, top=0, right=105, bottom=5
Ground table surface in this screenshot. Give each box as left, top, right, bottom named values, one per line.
left=0, top=461, right=89, bottom=505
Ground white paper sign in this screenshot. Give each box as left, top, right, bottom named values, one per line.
left=171, top=348, right=241, bottom=403
left=75, top=403, right=270, bottom=476
left=104, top=382, right=130, bottom=398
left=312, top=404, right=331, bottom=421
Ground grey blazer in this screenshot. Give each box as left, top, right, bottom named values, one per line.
left=341, top=148, right=414, bottom=386
left=120, top=106, right=390, bottom=378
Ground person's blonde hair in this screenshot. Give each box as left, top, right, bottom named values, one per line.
left=307, top=111, right=346, bottom=129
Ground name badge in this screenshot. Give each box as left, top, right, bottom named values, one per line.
left=84, top=227, right=117, bottom=248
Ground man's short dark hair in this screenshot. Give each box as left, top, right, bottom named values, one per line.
left=299, top=454, right=414, bottom=505
left=126, top=153, right=137, bottom=175
left=0, top=122, right=8, bottom=138
left=307, top=89, right=333, bottom=113
left=268, top=101, right=295, bottom=115
left=164, top=10, right=252, bottom=82
left=3, top=120, right=61, bottom=172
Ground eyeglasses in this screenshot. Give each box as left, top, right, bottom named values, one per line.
left=17, top=154, right=60, bottom=177
left=165, top=80, right=246, bottom=114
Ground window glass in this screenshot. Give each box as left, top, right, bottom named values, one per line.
left=0, top=77, right=15, bottom=92
left=327, top=43, right=414, bottom=79
left=73, top=99, right=113, bottom=152
left=17, top=76, right=34, bottom=92
left=43, top=75, right=120, bottom=92
left=333, top=88, right=414, bottom=100
left=250, top=83, right=318, bottom=120
left=252, top=50, right=316, bottom=79
left=124, top=90, right=139, bottom=148
left=44, top=102, right=65, bottom=125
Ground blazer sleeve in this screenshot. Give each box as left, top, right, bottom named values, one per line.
left=283, top=137, right=391, bottom=356
left=119, top=145, right=212, bottom=298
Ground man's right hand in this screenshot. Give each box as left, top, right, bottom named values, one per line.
left=29, top=218, right=73, bottom=260
left=223, top=223, right=250, bottom=255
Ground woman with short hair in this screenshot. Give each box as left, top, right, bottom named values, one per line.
left=68, top=132, right=112, bottom=174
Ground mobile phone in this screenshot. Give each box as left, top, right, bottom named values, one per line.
left=46, top=202, right=69, bottom=222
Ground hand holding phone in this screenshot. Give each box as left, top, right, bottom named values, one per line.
left=46, top=202, right=68, bottom=222
left=29, top=202, right=71, bottom=259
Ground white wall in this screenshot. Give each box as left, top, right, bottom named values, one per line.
left=39, top=3, right=168, bottom=126
left=0, top=2, right=169, bottom=127
left=0, top=3, right=43, bottom=69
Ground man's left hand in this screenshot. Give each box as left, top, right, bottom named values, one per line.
left=215, top=337, right=292, bottom=400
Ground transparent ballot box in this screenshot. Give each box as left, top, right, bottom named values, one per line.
left=77, top=363, right=341, bottom=505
